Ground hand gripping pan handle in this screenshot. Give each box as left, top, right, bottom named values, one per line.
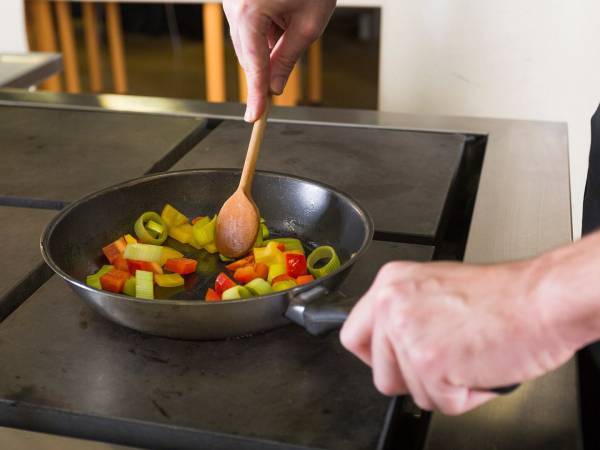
left=285, top=286, right=519, bottom=396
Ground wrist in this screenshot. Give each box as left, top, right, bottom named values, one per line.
left=531, top=242, right=600, bottom=352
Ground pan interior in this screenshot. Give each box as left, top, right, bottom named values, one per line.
left=45, top=171, right=370, bottom=300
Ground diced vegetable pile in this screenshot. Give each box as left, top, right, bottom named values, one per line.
left=86, top=204, right=341, bottom=301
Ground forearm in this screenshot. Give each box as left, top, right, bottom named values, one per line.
left=534, top=230, right=600, bottom=351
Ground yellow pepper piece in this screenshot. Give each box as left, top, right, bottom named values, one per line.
left=124, top=234, right=137, bottom=245
left=168, top=223, right=193, bottom=244
left=254, top=241, right=285, bottom=266
left=160, top=246, right=184, bottom=266
left=154, top=273, right=185, bottom=288
left=161, top=204, right=189, bottom=228
left=204, top=242, right=218, bottom=254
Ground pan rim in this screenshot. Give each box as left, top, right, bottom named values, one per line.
left=40, top=168, right=374, bottom=307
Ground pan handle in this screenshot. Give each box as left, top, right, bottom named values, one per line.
left=285, top=287, right=519, bottom=396
left=285, top=286, right=355, bottom=336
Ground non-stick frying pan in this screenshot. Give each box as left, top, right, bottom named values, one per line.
left=41, top=169, right=518, bottom=395
left=41, top=169, right=372, bottom=340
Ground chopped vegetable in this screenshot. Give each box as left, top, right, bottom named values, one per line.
left=254, top=241, right=285, bottom=266
left=205, top=287, right=221, bottom=302
left=225, top=254, right=255, bottom=272
left=159, top=246, right=184, bottom=266
left=222, top=285, right=252, bottom=300
left=203, top=242, right=218, bottom=254
left=161, top=204, right=189, bottom=228
left=245, top=278, right=273, bottom=296
left=307, top=246, right=341, bottom=278
left=164, top=257, right=197, bottom=275
left=124, top=234, right=138, bottom=245
left=296, top=274, right=315, bottom=286
left=219, top=254, right=235, bottom=262
left=260, top=223, right=270, bottom=240
left=135, top=270, right=154, bottom=299
left=215, top=272, right=236, bottom=294
left=191, top=216, right=206, bottom=225
left=113, top=256, right=130, bottom=272
left=285, top=252, right=307, bottom=278
left=233, top=265, right=260, bottom=284
left=134, top=211, right=168, bottom=245
left=272, top=274, right=295, bottom=284
left=102, top=237, right=127, bottom=264
left=267, top=264, right=287, bottom=283
left=155, top=273, right=185, bottom=288
left=192, top=215, right=216, bottom=247
left=86, top=265, right=114, bottom=289
left=272, top=279, right=297, bottom=292
left=127, top=259, right=163, bottom=275
left=168, top=223, right=193, bottom=244
left=100, top=269, right=130, bottom=293
left=254, top=263, right=268, bottom=280
left=265, top=238, right=303, bottom=253
left=123, top=276, right=136, bottom=296
left=124, top=243, right=163, bottom=263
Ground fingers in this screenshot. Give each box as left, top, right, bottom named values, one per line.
left=340, top=291, right=376, bottom=366
left=269, top=22, right=317, bottom=94
left=370, top=325, right=408, bottom=396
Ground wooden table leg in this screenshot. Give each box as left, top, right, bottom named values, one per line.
left=238, top=63, right=247, bottom=103
left=105, top=2, right=128, bottom=94
left=202, top=3, right=226, bottom=102
left=307, top=39, right=322, bottom=105
left=55, top=1, right=81, bottom=93
left=82, top=2, right=103, bottom=92
left=273, top=63, right=301, bottom=106
left=29, top=0, right=62, bottom=91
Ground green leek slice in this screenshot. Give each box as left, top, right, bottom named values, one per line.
left=124, top=243, right=163, bottom=263
left=134, top=211, right=168, bottom=245
left=86, top=265, right=114, bottom=289
left=307, top=246, right=341, bottom=278
left=272, top=279, right=297, bottom=292
left=245, top=278, right=273, bottom=296
left=135, top=270, right=154, bottom=299
left=222, top=285, right=252, bottom=301
left=123, top=276, right=136, bottom=296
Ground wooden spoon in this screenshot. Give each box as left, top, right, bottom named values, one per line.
left=215, top=105, right=269, bottom=258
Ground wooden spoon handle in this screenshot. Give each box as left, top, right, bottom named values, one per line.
left=239, top=101, right=270, bottom=195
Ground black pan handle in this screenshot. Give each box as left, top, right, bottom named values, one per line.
left=285, top=287, right=520, bottom=395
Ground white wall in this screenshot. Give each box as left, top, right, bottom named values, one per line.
left=0, top=0, right=28, bottom=53
left=378, top=0, right=600, bottom=238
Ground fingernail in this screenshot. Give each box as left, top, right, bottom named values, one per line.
left=244, top=106, right=254, bottom=122
left=271, top=76, right=285, bottom=95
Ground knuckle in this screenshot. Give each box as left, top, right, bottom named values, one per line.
left=373, top=375, right=398, bottom=397
left=298, top=22, right=321, bottom=41
left=339, top=325, right=359, bottom=352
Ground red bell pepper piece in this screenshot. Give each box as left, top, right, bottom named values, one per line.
left=276, top=243, right=286, bottom=252
left=272, top=274, right=295, bottom=284
left=113, top=256, right=130, bottom=272
left=233, top=265, right=259, bottom=284
left=165, top=258, right=197, bottom=275
left=102, top=237, right=127, bottom=264
left=205, top=288, right=221, bottom=302
left=100, top=269, right=130, bottom=293
left=215, top=272, right=236, bottom=294
left=254, top=263, right=269, bottom=280
left=285, top=253, right=307, bottom=278
left=127, top=259, right=163, bottom=275
left=225, top=254, right=255, bottom=272
left=296, top=274, right=315, bottom=286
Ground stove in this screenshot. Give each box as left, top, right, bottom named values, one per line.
left=0, top=91, right=576, bottom=450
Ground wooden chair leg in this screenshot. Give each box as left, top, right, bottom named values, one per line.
left=238, top=63, right=247, bottom=103
left=307, top=39, right=322, bottom=105
left=55, top=1, right=81, bottom=93
left=273, top=63, right=301, bottom=106
left=105, top=2, right=128, bottom=94
left=29, top=0, right=62, bottom=91
left=202, top=3, right=226, bottom=102
left=82, top=2, right=103, bottom=92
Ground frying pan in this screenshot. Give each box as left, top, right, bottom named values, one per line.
left=41, top=169, right=372, bottom=340
left=41, top=169, right=518, bottom=395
